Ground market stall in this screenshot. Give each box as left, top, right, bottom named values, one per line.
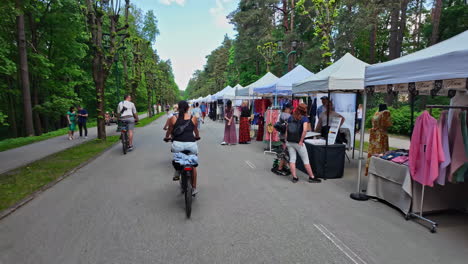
left=292, top=53, right=369, bottom=179
left=363, top=30, right=468, bottom=232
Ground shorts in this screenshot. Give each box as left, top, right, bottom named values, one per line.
left=121, top=117, right=135, bottom=130
left=171, top=141, right=198, bottom=155
left=286, top=142, right=310, bottom=164
left=202, top=112, right=206, bottom=118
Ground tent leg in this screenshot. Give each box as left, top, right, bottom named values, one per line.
left=351, top=91, right=369, bottom=201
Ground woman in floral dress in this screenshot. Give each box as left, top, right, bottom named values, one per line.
left=366, top=104, right=392, bottom=175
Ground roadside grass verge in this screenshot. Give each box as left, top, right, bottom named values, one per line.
left=0, top=136, right=119, bottom=212
left=136, top=112, right=165, bottom=127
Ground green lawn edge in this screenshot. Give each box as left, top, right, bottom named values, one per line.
left=0, top=136, right=119, bottom=212
left=0, top=111, right=153, bottom=152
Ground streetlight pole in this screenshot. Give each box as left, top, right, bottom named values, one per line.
left=275, top=40, right=299, bottom=106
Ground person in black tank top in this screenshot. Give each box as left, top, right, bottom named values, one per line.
left=165, top=101, right=200, bottom=194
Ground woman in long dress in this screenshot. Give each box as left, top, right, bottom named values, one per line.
left=238, top=101, right=251, bottom=144
left=222, top=100, right=237, bottom=145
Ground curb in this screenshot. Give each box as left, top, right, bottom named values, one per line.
left=0, top=142, right=119, bottom=221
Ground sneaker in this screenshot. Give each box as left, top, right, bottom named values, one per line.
left=308, top=177, right=321, bottom=183
left=291, top=177, right=299, bottom=183
left=128, top=145, right=134, bottom=151
left=173, top=171, right=180, bottom=181
left=192, top=188, right=198, bottom=196
left=68, top=137, right=72, bottom=141
left=85, top=136, right=88, bottom=139
left=221, top=142, right=227, bottom=145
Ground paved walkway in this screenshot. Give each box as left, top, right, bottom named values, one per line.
left=1, top=118, right=467, bottom=263
left=0, top=113, right=148, bottom=174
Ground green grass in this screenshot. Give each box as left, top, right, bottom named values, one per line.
left=136, top=112, right=165, bottom=127
left=0, top=128, right=70, bottom=152
left=0, top=136, right=119, bottom=212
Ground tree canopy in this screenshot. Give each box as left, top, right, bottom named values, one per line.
left=0, top=0, right=180, bottom=140
left=184, top=0, right=468, bottom=100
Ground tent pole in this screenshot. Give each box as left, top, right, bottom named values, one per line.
left=352, top=92, right=359, bottom=159
left=350, top=90, right=369, bottom=201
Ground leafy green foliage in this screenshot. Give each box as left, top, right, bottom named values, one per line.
left=0, top=0, right=178, bottom=141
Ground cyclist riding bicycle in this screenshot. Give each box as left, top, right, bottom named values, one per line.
left=117, top=94, right=139, bottom=151
left=165, top=100, right=200, bottom=195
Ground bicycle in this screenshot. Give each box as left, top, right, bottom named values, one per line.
left=164, top=138, right=199, bottom=218
left=118, top=120, right=130, bottom=154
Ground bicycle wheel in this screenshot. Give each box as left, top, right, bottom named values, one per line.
left=184, top=172, right=192, bottom=218
left=122, top=132, right=128, bottom=155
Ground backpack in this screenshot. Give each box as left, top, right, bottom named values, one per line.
left=172, top=118, right=191, bottom=137
left=287, top=117, right=303, bottom=143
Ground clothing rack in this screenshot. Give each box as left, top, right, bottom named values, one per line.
left=407, top=105, right=468, bottom=233
left=264, top=106, right=281, bottom=155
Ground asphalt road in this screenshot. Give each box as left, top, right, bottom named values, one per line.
left=1, top=117, right=467, bottom=264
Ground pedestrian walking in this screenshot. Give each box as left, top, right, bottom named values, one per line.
left=77, top=105, right=88, bottom=138
left=238, top=101, right=251, bottom=144
left=221, top=100, right=237, bottom=145
left=200, top=102, right=207, bottom=122
left=286, top=103, right=321, bottom=183
left=67, top=106, right=77, bottom=140
left=356, top=104, right=363, bottom=133
left=191, top=103, right=202, bottom=129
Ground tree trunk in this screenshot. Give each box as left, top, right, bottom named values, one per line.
left=7, top=78, right=18, bottom=138
left=94, top=64, right=107, bottom=140
left=431, top=0, right=443, bottom=45
left=395, top=0, right=409, bottom=56
left=16, top=0, right=34, bottom=136
left=388, top=3, right=400, bottom=59
left=282, top=0, right=289, bottom=33
left=290, top=0, right=294, bottom=33
left=369, top=20, right=377, bottom=64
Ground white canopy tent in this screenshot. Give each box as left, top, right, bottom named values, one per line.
left=236, top=72, right=279, bottom=97
left=290, top=53, right=370, bottom=201
left=365, top=30, right=468, bottom=87
left=215, top=85, right=233, bottom=100
left=293, top=53, right=369, bottom=93
left=254, top=65, right=314, bottom=96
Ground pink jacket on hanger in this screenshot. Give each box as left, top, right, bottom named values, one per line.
left=409, top=111, right=445, bottom=187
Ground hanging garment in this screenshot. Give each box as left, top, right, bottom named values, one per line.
left=436, top=111, right=451, bottom=185
left=254, top=99, right=271, bottom=114
left=447, top=110, right=468, bottom=182
left=224, top=108, right=237, bottom=144
left=256, top=115, right=265, bottom=141
left=409, top=111, right=445, bottom=187
left=239, top=106, right=251, bottom=144
left=265, top=109, right=280, bottom=142
left=366, top=110, right=392, bottom=175
left=453, top=111, right=468, bottom=182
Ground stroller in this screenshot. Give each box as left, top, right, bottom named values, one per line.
left=271, top=143, right=291, bottom=176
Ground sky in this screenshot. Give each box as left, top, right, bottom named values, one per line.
left=136, top=0, right=240, bottom=90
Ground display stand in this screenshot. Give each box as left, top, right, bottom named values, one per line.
left=406, top=104, right=468, bottom=233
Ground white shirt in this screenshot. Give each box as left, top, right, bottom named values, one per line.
left=357, top=108, right=363, bottom=119
left=118, top=101, right=137, bottom=117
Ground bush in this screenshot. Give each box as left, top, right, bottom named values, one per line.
left=365, top=106, right=441, bottom=136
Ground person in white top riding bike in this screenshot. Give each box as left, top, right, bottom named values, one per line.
left=117, top=95, right=139, bottom=150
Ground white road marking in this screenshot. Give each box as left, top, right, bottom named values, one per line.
left=314, top=224, right=367, bottom=264
left=245, top=160, right=256, bottom=169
